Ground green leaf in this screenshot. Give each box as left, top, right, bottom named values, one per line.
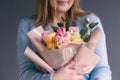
left=84, top=19, right=89, bottom=24
left=80, top=29, right=86, bottom=36
left=65, top=18, right=70, bottom=31
left=89, top=22, right=98, bottom=29
left=52, top=26, right=59, bottom=32
left=84, top=36, right=90, bottom=42
left=57, top=23, right=64, bottom=27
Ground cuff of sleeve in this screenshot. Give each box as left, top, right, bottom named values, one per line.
left=50, top=71, right=55, bottom=80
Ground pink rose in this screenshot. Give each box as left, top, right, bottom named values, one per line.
left=55, top=27, right=65, bottom=42
left=55, top=27, right=71, bottom=48
left=41, top=32, right=53, bottom=43
left=41, top=32, right=48, bottom=41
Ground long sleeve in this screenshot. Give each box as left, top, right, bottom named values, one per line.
left=86, top=14, right=112, bottom=80
left=16, top=18, right=52, bottom=80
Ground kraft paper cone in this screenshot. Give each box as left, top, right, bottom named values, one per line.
left=40, top=45, right=78, bottom=69
left=74, top=44, right=100, bottom=73
left=24, top=46, right=54, bottom=73
left=27, top=26, right=45, bottom=52
left=39, top=43, right=80, bottom=69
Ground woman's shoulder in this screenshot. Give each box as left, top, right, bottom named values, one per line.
left=18, top=17, right=35, bottom=31
left=19, top=17, right=34, bottom=25
left=77, top=13, right=100, bottom=22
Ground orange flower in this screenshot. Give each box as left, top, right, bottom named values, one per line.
left=42, top=32, right=56, bottom=50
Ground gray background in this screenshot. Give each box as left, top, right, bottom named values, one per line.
left=0, top=0, right=120, bottom=80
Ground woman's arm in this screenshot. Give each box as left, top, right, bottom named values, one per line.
left=87, top=14, right=112, bottom=80
left=16, top=18, right=52, bottom=80
left=16, top=18, right=87, bottom=80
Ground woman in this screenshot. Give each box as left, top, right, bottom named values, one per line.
left=16, top=0, right=112, bottom=80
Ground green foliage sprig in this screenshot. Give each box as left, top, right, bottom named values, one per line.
left=80, top=18, right=98, bottom=42
left=52, top=17, right=70, bottom=32
left=52, top=17, right=98, bottom=42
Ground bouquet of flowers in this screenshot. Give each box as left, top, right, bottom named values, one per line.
left=24, top=18, right=102, bottom=74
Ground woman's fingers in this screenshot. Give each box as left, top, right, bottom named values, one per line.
left=75, top=68, right=84, bottom=75
left=64, top=58, right=77, bottom=69
left=75, top=65, right=92, bottom=75
left=82, top=65, right=92, bottom=73
left=75, top=75, right=84, bottom=80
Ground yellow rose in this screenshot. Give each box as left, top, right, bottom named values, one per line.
left=46, top=42, right=56, bottom=50
left=44, top=37, right=53, bottom=43
left=70, top=31, right=83, bottom=44
left=42, top=32, right=56, bottom=44
left=45, top=36, right=57, bottom=50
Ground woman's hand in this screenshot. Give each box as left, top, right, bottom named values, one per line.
left=52, top=58, right=91, bottom=80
